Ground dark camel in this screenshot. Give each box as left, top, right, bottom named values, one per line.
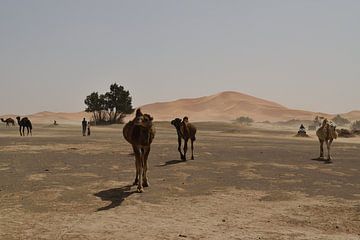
left=123, top=109, right=155, bottom=193
left=171, top=116, right=197, bottom=161
left=1, top=118, right=15, bottom=127
left=16, top=116, right=32, bottom=136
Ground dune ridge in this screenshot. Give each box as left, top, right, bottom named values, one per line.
left=1, top=91, right=359, bottom=123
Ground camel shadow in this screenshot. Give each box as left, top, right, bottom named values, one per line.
left=158, top=159, right=186, bottom=167
left=94, top=184, right=136, bottom=211
left=311, top=158, right=333, bottom=164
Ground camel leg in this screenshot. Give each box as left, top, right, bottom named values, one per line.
left=326, top=139, right=333, bottom=161
left=183, top=139, right=188, bottom=161
left=142, top=146, right=150, bottom=187
left=26, top=126, right=29, bottom=136
left=132, top=146, right=140, bottom=186
left=19, top=126, right=23, bottom=136
left=137, top=149, right=144, bottom=193
left=319, top=139, right=324, bottom=159
left=190, top=139, right=194, bottom=160
left=178, top=136, right=185, bottom=160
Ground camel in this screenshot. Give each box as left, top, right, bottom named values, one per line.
left=16, top=116, right=32, bottom=136
left=316, top=118, right=337, bottom=161
left=1, top=118, right=15, bottom=127
left=171, top=116, right=197, bottom=161
left=123, top=109, right=155, bottom=193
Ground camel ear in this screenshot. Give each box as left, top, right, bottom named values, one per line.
left=135, top=109, right=143, bottom=117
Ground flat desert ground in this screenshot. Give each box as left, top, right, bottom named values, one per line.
left=0, top=122, right=359, bottom=240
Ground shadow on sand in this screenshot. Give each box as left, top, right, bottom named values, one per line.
left=158, top=159, right=186, bottom=167
left=311, top=157, right=333, bottom=164
left=94, top=185, right=136, bottom=211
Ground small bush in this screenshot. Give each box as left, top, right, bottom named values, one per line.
left=331, top=115, right=350, bottom=126
left=351, top=120, right=360, bottom=131
left=235, top=116, right=254, bottom=125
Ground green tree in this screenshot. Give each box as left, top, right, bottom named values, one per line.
left=84, top=84, right=134, bottom=124
left=105, top=83, right=134, bottom=123
left=84, top=92, right=102, bottom=123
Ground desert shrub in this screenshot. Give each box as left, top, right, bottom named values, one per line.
left=351, top=120, right=360, bottom=131
left=336, top=128, right=354, bottom=138
left=235, top=116, right=254, bottom=125
left=331, top=115, right=350, bottom=126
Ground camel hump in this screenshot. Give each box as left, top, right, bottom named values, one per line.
left=123, top=121, right=133, bottom=144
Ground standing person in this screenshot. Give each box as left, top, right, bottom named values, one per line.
left=82, top=118, right=87, bottom=136
left=87, top=121, right=91, bottom=136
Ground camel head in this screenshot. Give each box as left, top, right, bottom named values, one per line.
left=16, top=116, right=21, bottom=121
left=133, top=109, right=153, bottom=128
left=321, top=118, right=329, bottom=127
left=171, top=118, right=182, bottom=129
left=183, top=116, right=189, bottom=123
left=328, top=121, right=338, bottom=139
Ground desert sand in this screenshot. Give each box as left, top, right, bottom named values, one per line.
left=0, top=121, right=359, bottom=240
left=140, top=91, right=359, bottom=122
left=2, top=91, right=359, bottom=124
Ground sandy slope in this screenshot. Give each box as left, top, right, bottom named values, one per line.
left=141, top=91, right=333, bottom=122
left=1, top=91, right=359, bottom=123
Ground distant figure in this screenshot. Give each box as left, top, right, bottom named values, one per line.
left=298, top=124, right=306, bottom=134
left=53, top=120, right=58, bottom=126
left=87, top=121, right=91, bottom=136
left=82, top=118, right=87, bottom=136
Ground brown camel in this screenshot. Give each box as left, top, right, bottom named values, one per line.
left=171, top=116, right=197, bottom=160
left=316, top=118, right=337, bottom=161
left=16, top=116, right=32, bottom=136
left=1, top=118, right=15, bottom=127
left=123, top=109, right=155, bottom=193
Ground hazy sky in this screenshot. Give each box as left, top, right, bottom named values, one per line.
left=0, top=0, right=359, bottom=115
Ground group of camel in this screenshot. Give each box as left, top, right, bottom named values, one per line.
left=1, top=109, right=336, bottom=193
left=123, top=109, right=197, bottom=192
left=123, top=108, right=337, bottom=193
left=1, top=117, right=32, bottom=136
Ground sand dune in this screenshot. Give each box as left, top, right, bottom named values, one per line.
left=1, top=91, right=359, bottom=123
left=141, top=91, right=333, bottom=122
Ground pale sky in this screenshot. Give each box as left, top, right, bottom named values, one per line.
left=0, top=0, right=359, bottom=115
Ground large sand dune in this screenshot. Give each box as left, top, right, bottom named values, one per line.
left=140, top=91, right=357, bottom=122
left=1, top=91, right=359, bottom=123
